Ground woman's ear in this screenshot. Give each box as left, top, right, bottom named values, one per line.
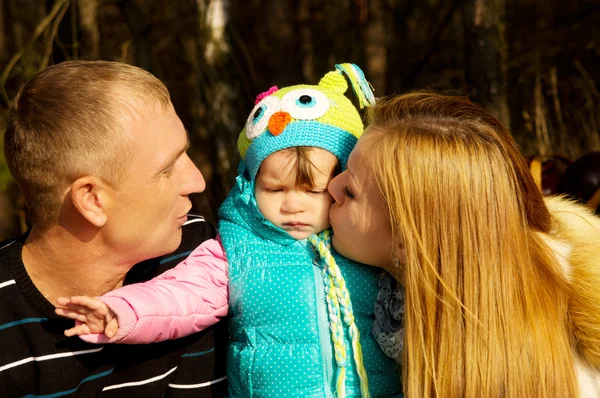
left=394, top=243, right=406, bottom=268
left=70, top=177, right=109, bottom=227
left=389, top=245, right=406, bottom=285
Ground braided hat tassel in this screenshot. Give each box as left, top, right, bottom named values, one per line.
left=309, top=231, right=371, bottom=398
left=324, top=267, right=349, bottom=397
left=334, top=63, right=375, bottom=109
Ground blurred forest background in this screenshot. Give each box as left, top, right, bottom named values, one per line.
left=0, top=0, right=599, bottom=240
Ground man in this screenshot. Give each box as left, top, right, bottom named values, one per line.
left=0, top=61, right=228, bottom=397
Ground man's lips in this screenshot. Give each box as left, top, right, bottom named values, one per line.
left=178, top=205, right=192, bottom=222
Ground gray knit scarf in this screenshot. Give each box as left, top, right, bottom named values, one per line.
left=371, top=273, right=405, bottom=364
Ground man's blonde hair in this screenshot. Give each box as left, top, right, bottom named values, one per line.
left=4, top=61, right=170, bottom=227
left=365, top=92, right=579, bottom=397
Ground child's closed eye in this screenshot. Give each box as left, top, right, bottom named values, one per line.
left=263, top=188, right=283, bottom=193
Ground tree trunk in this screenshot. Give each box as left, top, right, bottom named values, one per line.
left=118, top=0, right=152, bottom=71
left=361, top=0, right=386, bottom=93
left=188, top=0, right=245, bottom=222
left=77, top=0, right=100, bottom=58
left=298, top=0, right=315, bottom=82
left=462, top=0, right=510, bottom=127
left=0, top=0, right=6, bottom=60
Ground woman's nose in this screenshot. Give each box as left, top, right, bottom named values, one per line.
left=328, top=173, right=345, bottom=205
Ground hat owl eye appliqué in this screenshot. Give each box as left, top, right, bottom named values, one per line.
left=281, top=89, right=330, bottom=120
left=245, top=96, right=281, bottom=139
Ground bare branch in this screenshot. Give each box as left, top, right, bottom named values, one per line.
left=0, top=0, right=70, bottom=106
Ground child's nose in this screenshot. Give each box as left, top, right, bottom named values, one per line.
left=282, top=192, right=303, bottom=213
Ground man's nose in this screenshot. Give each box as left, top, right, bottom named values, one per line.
left=180, top=154, right=206, bottom=195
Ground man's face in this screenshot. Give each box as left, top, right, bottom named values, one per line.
left=255, top=148, right=337, bottom=240
left=103, top=102, right=205, bottom=263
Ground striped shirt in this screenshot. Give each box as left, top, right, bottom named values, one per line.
left=0, top=215, right=228, bottom=397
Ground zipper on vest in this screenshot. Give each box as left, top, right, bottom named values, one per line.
left=312, top=251, right=335, bottom=398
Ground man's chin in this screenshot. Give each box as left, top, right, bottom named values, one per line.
left=160, top=229, right=183, bottom=255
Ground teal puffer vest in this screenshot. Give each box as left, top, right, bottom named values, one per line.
left=219, top=171, right=401, bottom=398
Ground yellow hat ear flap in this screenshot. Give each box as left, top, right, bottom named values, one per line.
left=334, top=63, right=375, bottom=109
left=318, top=71, right=349, bottom=95
left=238, top=129, right=252, bottom=160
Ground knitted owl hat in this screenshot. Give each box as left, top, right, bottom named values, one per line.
left=238, top=63, right=375, bottom=181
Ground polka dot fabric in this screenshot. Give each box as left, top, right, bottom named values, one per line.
left=218, top=171, right=402, bottom=397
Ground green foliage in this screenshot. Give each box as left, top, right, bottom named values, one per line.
left=0, top=137, right=13, bottom=192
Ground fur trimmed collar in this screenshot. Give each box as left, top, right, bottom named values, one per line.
left=543, top=196, right=600, bottom=397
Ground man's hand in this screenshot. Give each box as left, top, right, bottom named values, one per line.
left=55, top=296, right=119, bottom=338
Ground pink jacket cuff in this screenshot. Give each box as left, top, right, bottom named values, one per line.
left=78, top=296, right=139, bottom=344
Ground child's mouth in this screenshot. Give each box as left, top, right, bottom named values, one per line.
left=284, top=222, right=308, bottom=228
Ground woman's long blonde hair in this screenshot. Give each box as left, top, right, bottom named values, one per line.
left=365, top=93, right=578, bottom=397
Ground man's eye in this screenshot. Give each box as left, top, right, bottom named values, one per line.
left=161, top=167, right=174, bottom=177
left=342, top=185, right=354, bottom=199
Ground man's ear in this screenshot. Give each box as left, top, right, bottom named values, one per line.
left=70, top=177, right=110, bottom=227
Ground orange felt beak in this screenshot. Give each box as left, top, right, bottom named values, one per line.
left=267, top=111, right=292, bottom=136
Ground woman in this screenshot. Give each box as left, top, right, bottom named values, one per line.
left=327, top=92, right=600, bottom=397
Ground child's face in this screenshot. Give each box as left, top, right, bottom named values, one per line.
left=255, top=148, right=337, bottom=240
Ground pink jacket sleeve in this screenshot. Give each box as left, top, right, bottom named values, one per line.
left=79, top=237, right=229, bottom=344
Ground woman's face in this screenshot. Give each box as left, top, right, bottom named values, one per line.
left=328, top=131, right=395, bottom=270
